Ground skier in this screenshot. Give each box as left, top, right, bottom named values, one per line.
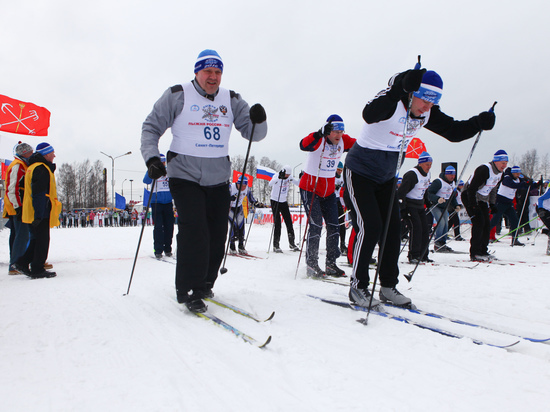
left=489, top=166, right=527, bottom=246
left=3, top=142, right=33, bottom=275
left=449, top=180, right=465, bottom=241
left=536, top=184, right=550, bottom=255
left=141, top=49, right=267, bottom=313
left=143, top=154, right=175, bottom=258
left=229, top=175, right=258, bottom=255
left=462, top=150, right=508, bottom=261
left=344, top=67, right=496, bottom=308
left=427, top=165, right=459, bottom=253
left=16, top=142, right=62, bottom=278
left=397, top=151, right=433, bottom=264
left=299, top=114, right=356, bottom=278
left=269, top=165, right=299, bottom=253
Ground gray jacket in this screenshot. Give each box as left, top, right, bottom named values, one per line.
left=141, top=79, right=267, bottom=187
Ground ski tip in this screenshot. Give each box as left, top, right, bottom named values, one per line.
left=265, top=311, right=275, bottom=322
left=258, top=335, right=272, bottom=348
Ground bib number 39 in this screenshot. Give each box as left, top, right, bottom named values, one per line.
left=204, top=126, right=221, bottom=141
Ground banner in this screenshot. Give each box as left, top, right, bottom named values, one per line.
left=256, top=165, right=275, bottom=181
left=1, top=160, right=11, bottom=180
left=232, top=170, right=253, bottom=187
left=0, top=94, right=51, bottom=136
left=405, top=137, right=427, bottom=159
left=115, top=193, right=126, bottom=210
left=142, top=188, right=150, bottom=207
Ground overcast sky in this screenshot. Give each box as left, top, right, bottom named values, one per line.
left=1, top=0, right=548, bottom=201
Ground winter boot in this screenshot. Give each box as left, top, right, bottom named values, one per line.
left=340, top=244, right=348, bottom=255
left=28, top=270, right=57, bottom=279
left=379, top=287, right=412, bottom=307
left=434, top=244, right=453, bottom=253
left=471, top=254, right=492, bottom=262
left=238, top=243, right=247, bottom=255
left=349, top=286, right=380, bottom=308
left=184, top=292, right=207, bottom=313
left=164, top=251, right=173, bottom=257
left=155, top=253, right=163, bottom=259
left=325, top=262, right=346, bottom=277
left=511, top=238, right=525, bottom=246
left=229, top=243, right=237, bottom=255
left=273, top=246, right=283, bottom=253
left=307, top=264, right=326, bottom=279
left=289, top=244, right=300, bottom=252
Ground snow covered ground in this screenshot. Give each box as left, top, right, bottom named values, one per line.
left=1, top=222, right=549, bottom=411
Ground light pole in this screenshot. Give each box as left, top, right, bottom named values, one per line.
left=100, top=151, right=132, bottom=207
left=122, top=179, right=128, bottom=196
left=129, top=179, right=134, bottom=203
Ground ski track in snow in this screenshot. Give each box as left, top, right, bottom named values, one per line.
left=1, top=225, right=549, bottom=411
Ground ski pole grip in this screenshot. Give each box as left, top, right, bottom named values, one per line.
left=414, top=55, right=421, bottom=70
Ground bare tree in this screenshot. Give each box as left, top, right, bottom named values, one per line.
left=57, top=159, right=106, bottom=209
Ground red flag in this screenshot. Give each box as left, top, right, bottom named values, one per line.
left=0, top=94, right=51, bottom=136
left=1, top=161, right=9, bottom=180
left=232, top=170, right=253, bottom=187
left=405, top=138, right=427, bottom=159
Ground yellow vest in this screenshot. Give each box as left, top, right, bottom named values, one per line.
left=2, top=158, right=27, bottom=217
left=22, top=162, right=62, bottom=228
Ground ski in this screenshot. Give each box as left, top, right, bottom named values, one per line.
left=193, top=311, right=272, bottom=348
left=152, top=256, right=176, bottom=265
left=380, top=302, right=550, bottom=343
left=238, top=252, right=264, bottom=259
left=205, top=297, right=275, bottom=322
left=307, top=295, right=520, bottom=349
left=229, top=253, right=255, bottom=260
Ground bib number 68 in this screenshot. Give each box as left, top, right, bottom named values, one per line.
left=204, top=126, right=221, bottom=141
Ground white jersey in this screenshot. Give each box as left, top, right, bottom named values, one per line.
left=269, top=176, right=297, bottom=202
left=468, top=163, right=502, bottom=197
left=497, top=177, right=520, bottom=200
left=303, top=139, right=344, bottom=178
left=230, top=184, right=251, bottom=208
left=170, top=82, right=234, bottom=158
left=405, top=168, right=431, bottom=200
left=435, top=177, right=455, bottom=200
left=355, top=101, right=430, bottom=152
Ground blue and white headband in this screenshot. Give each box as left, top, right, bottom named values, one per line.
left=413, top=70, right=443, bottom=105
left=418, top=151, right=433, bottom=164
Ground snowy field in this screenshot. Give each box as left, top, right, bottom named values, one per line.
left=1, top=222, right=549, bottom=412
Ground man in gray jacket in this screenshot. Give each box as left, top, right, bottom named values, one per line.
left=141, top=49, right=267, bottom=312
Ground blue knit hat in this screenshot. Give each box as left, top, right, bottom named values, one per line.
left=326, top=114, right=345, bottom=131
left=36, top=142, right=54, bottom=156
left=414, top=70, right=443, bottom=105
left=194, top=49, right=223, bottom=74
left=418, top=151, right=433, bottom=164
left=445, top=165, right=456, bottom=175
left=160, top=154, right=166, bottom=162
left=493, top=149, right=508, bottom=162
left=458, top=180, right=464, bottom=186
left=511, top=165, right=521, bottom=174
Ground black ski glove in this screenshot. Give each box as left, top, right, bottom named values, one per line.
left=476, top=111, right=496, bottom=130
left=402, top=68, right=427, bottom=93
left=278, top=170, right=286, bottom=179
left=15, top=207, right=22, bottom=216
left=249, top=104, right=267, bottom=124
left=146, top=157, right=167, bottom=180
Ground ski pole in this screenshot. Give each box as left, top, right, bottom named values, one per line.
left=220, top=122, right=256, bottom=274
left=495, top=216, right=537, bottom=241
left=512, top=187, right=531, bottom=246
left=405, top=101, right=497, bottom=282
left=125, top=178, right=157, bottom=296
left=361, top=56, right=422, bottom=324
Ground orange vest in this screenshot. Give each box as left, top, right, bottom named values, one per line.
left=2, top=158, right=27, bottom=217
left=22, top=162, right=62, bottom=228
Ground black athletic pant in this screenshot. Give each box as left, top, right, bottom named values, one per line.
left=169, top=178, right=229, bottom=299
left=17, top=217, right=50, bottom=275
left=465, top=201, right=491, bottom=258
left=337, top=201, right=346, bottom=248
left=270, top=200, right=295, bottom=248
left=344, top=169, right=400, bottom=289
left=151, top=202, right=175, bottom=254
left=405, top=207, right=430, bottom=261
left=449, top=210, right=461, bottom=237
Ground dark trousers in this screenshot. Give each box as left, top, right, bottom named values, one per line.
left=344, top=169, right=400, bottom=289
left=169, top=178, right=230, bottom=298
left=17, top=218, right=50, bottom=274
left=405, top=207, right=430, bottom=261
left=9, top=215, right=30, bottom=266
left=151, top=202, right=175, bottom=254
left=466, top=202, right=491, bottom=258
left=300, top=189, right=340, bottom=267
left=449, top=210, right=461, bottom=237
left=270, top=200, right=295, bottom=248
left=490, top=202, right=519, bottom=241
